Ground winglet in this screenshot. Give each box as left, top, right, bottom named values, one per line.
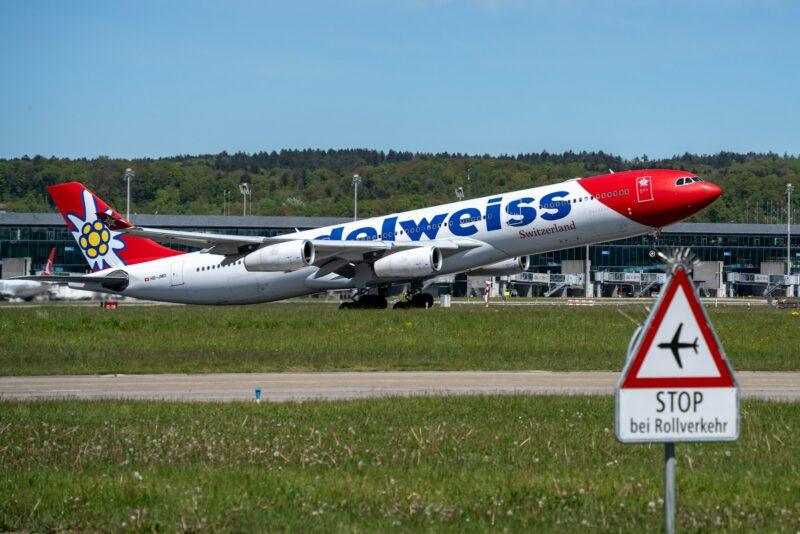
left=96, top=211, right=132, bottom=231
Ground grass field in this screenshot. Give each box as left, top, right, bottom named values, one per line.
left=1, top=303, right=798, bottom=375
left=0, top=396, right=797, bottom=531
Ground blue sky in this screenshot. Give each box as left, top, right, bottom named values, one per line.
left=1, top=0, right=798, bottom=159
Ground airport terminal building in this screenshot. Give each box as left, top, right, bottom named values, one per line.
left=1, top=211, right=797, bottom=297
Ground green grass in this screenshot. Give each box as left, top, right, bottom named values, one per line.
left=0, top=396, right=797, bottom=531
left=0, top=304, right=798, bottom=375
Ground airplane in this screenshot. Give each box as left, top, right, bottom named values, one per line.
left=0, top=247, right=56, bottom=301
left=16, top=169, right=722, bottom=308
left=657, top=323, right=699, bottom=368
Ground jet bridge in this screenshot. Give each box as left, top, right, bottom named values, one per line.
left=593, top=271, right=667, bottom=297
left=508, top=271, right=585, bottom=297
left=726, top=272, right=799, bottom=297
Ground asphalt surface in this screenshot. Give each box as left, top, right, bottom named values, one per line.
left=0, top=371, right=797, bottom=402
left=0, top=297, right=769, bottom=308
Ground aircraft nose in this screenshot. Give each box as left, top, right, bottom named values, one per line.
left=701, top=181, right=723, bottom=201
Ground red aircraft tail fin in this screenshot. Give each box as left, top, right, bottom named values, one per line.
left=47, top=182, right=182, bottom=271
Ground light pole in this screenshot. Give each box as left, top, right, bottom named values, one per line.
left=352, top=174, right=361, bottom=221
left=223, top=190, right=230, bottom=216
left=239, top=182, right=250, bottom=217
left=124, top=168, right=134, bottom=220
left=787, top=183, right=794, bottom=296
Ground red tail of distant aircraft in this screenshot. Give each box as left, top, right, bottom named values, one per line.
left=43, top=246, right=56, bottom=275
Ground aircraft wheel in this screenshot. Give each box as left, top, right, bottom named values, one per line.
left=410, top=293, right=434, bottom=309
left=358, top=294, right=387, bottom=309
left=339, top=301, right=355, bottom=310
left=393, top=301, right=411, bottom=309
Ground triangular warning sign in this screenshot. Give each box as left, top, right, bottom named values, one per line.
left=621, top=266, right=735, bottom=389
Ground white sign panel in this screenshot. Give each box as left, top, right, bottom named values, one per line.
left=616, top=266, right=739, bottom=443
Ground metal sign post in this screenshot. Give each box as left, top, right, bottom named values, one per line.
left=664, top=442, right=676, bottom=533
left=616, top=250, right=739, bottom=532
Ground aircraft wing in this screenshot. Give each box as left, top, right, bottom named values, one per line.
left=96, top=211, right=266, bottom=254
left=670, top=346, right=683, bottom=368
left=115, top=226, right=395, bottom=257
left=671, top=323, right=683, bottom=345
left=311, top=236, right=483, bottom=262
left=122, top=226, right=266, bottom=254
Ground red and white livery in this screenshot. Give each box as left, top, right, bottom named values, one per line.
left=19, top=169, right=722, bottom=307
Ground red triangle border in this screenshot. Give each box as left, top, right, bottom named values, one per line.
left=621, top=267, right=735, bottom=388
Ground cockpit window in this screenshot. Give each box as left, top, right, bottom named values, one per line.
left=676, top=176, right=701, bottom=186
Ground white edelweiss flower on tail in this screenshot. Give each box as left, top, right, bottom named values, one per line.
left=65, top=190, right=127, bottom=271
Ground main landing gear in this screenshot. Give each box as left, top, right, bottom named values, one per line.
left=392, top=293, right=434, bottom=309
left=338, top=291, right=436, bottom=310
left=339, top=294, right=388, bottom=310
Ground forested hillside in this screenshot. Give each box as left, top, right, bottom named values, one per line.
left=1, top=150, right=798, bottom=223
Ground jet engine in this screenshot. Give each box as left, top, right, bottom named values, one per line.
left=244, top=240, right=315, bottom=272
left=373, top=246, right=442, bottom=278
left=468, top=256, right=530, bottom=276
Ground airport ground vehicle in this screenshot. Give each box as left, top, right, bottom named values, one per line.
left=777, top=297, right=800, bottom=309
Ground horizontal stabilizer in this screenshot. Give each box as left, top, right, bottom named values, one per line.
left=95, top=211, right=132, bottom=230
left=14, top=273, right=128, bottom=285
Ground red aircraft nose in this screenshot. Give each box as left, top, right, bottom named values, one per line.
left=694, top=181, right=722, bottom=208
left=577, top=169, right=722, bottom=229
left=701, top=181, right=722, bottom=198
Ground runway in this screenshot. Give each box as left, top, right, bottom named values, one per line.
left=0, top=371, right=798, bottom=402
